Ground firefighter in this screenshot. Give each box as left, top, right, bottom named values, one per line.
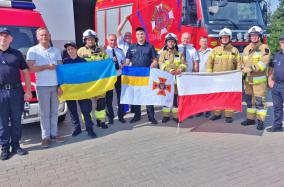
left=77, top=29, right=109, bottom=129
left=241, top=26, right=271, bottom=130
left=159, top=33, right=186, bottom=123
left=206, top=28, right=241, bottom=123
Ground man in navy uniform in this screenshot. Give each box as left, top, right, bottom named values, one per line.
left=0, top=28, right=32, bottom=160
left=267, top=34, right=284, bottom=132
left=125, top=27, right=158, bottom=124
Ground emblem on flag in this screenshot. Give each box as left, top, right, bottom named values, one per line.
left=152, top=77, right=172, bottom=96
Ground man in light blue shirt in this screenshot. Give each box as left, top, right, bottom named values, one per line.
left=178, top=32, right=199, bottom=72
left=105, top=34, right=126, bottom=124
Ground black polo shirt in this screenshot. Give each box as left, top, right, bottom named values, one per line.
left=270, top=51, right=284, bottom=82
left=0, top=47, right=27, bottom=84
left=63, top=56, right=86, bottom=64
left=126, top=42, right=157, bottom=67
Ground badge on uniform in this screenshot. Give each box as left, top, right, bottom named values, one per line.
left=265, top=48, right=270, bottom=55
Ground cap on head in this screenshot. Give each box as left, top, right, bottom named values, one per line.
left=136, top=27, right=145, bottom=32
left=0, top=27, right=11, bottom=35
left=279, top=34, right=284, bottom=41
left=64, top=42, right=78, bottom=49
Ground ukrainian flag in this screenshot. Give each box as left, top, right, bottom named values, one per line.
left=57, top=58, right=117, bottom=101
left=121, top=66, right=174, bottom=107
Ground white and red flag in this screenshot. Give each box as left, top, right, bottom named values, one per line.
left=177, top=71, right=243, bottom=122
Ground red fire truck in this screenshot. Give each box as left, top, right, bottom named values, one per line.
left=0, top=0, right=67, bottom=124
left=95, top=0, right=268, bottom=51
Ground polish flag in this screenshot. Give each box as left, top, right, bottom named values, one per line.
left=177, top=71, right=243, bottom=122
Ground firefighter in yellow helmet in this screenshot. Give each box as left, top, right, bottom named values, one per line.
left=206, top=28, right=241, bottom=123
left=241, top=26, right=270, bottom=130
left=77, top=29, right=109, bottom=129
left=159, top=33, right=186, bottom=123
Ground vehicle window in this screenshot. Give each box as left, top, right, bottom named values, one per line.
left=6, top=26, right=38, bottom=56
left=182, top=0, right=198, bottom=26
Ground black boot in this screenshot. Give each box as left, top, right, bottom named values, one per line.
left=108, top=118, right=114, bottom=125
left=162, top=117, right=170, bottom=123
left=0, top=147, right=10, bottom=160
left=256, top=120, right=264, bottom=130
left=241, top=119, right=255, bottom=126
left=96, top=120, right=101, bottom=127
left=86, top=127, right=97, bottom=138
left=172, top=118, right=179, bottom=123
left=225, top=117, right=233, bottom=123
left=101, top=122, right=108, bottom=129
left=72, top=127, right=82, bottom=137
left=210, top=115, right=221, bottom=121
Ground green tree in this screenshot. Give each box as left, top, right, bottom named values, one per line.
left=268, top=0, right=284, bottom=53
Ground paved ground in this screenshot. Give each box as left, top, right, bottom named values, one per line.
left=1, top=93, right=284, bottom=187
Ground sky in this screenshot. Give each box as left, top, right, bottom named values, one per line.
left=270, top=0, right=279, bottom=13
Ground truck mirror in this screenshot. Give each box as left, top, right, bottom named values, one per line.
left=262, top=3, right=268, bottom=24
left=208, top=6, right=219, bottom=14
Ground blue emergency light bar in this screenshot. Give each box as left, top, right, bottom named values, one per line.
left=0, top=0, right=36, bottom=10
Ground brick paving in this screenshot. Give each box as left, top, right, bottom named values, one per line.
left=1, top=99, right=284, bottom=186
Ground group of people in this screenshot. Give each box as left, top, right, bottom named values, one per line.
left=1, top=15, right=284, bottom=161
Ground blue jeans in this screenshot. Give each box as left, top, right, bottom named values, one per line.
left=0, top=87, right=24, bottom=149
left=272, top=82, right=284, bottom=128
left=66, top=99, right=93, bottom=129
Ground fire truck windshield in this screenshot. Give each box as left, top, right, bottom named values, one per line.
left=5, top=26, right=38, bottom=57
left=202, top=0, right=266, bottom=29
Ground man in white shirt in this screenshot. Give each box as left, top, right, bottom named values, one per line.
left=27, top=28, right=64, bottom=148
left=178, top=32, right=199, bottom=72
left=198, top=37, right=212, bottom=73
left=105, top=34, right=126, bottom=124
left=117, top=15, right=132, bottom=55
left=197, top=36, right=212, bottom=118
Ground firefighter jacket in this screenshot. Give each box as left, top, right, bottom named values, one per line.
left=242, top=42, right=271, bottom=85
left=206, top=43, right=241, bottom=72
left=77, top=45, right=109, bottom=61
left=159, top=49, right=186, bottom=73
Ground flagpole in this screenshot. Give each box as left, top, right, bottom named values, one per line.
left=176, top=122, right=180, bottom=134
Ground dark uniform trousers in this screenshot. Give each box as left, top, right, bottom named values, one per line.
left=106, top=76, right=125, bottom=120
left=0, top=87, right=24, bottom=149
left=66, top=99, right=93, bottom=129
left=132, top=105, right=155, bottom=121
left=272, top=82, right=284, bottom=128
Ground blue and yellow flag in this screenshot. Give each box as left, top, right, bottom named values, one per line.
left=56, top=58, right=117, bottom=101
left=121, top=66, right=174, bottom=107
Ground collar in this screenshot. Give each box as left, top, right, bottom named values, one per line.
left=136, top=41, right=147, bottom=46
left=0, top=46, right=11, bottom=53
left=199, top=48, right=211, bottom=53
left=179, top=44, right=194, bottom=48
left=38, top=44, right=51, bottom=50
left=107, top=45, right=116, bottom=49
left=222, top=43, right=233, bottom=50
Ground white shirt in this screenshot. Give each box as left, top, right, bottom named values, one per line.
left=178, top=44, right=199, bottom=72
left=105, top=46, right=126, bottom=75
left=198, top=48, right=212, bottom=72
left=117, top=35, right=130, bottom=55
left=27, top=44, right=62, bottom=86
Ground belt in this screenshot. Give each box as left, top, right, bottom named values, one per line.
left=0, top=83, right=22, bottom=90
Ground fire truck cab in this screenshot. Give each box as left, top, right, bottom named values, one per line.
left=0, top=0, right=67, bottom=124
left=95, top=0, right=268, bottom=52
